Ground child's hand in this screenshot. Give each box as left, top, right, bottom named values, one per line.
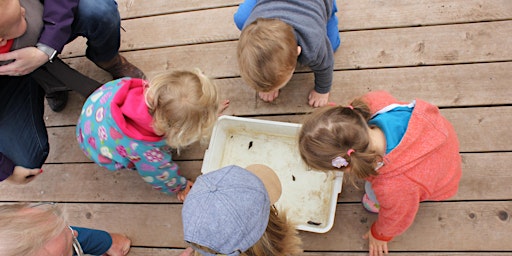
left=308, top=90, right=329, bottom=107
left=5, top=166, right=43, bottom=184
left=104, top=233, right=131, bottom=256
left=177, top=180, right=194, bottom=202
left=258, top=89, right=279, bottom=102
left=218, top=99, right=230, bottom=116
left=363, top=230, right=389, bottom=256
left=179, top=247, right=195, bottom=256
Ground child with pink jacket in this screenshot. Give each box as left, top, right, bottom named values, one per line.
left=298, top=91, right=462, bottom=256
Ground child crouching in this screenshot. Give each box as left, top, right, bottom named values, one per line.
left=76, top=70, right=228, bottom=200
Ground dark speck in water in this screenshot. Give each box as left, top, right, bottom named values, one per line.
left=307, top=220, right=321, bottom=226
left=248, top=141, right=253, bottom=149
left=292, top=175, right=296, bottom=181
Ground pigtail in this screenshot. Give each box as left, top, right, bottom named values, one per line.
left=298, top=100, right=381, bottom=183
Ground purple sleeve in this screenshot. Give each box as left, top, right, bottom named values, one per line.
left=38, top=0, right=79, bottom=52
left=0, top=153, right=15, bottom=181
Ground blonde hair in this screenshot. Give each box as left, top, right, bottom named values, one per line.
left=298, top=98, right=382, bottom=183
left=192, top=207, right=302, bottom=256
left=145, top=69, right=220, bottom=149
left=237, top=18, right=298, bottom=92
left=0, top=204, right=67, bottom=256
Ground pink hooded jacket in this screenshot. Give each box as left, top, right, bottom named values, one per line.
left=362, top=91, right=462, bottom=241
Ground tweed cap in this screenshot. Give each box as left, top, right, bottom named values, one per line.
left=182, top=164, right=282, bottom=255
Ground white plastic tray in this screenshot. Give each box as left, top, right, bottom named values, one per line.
left=202, top=116, right=343, bottom=233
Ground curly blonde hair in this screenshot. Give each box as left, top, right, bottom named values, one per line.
left=192, top=207, right=302, bottom=256
left=237, top=18, right=298, bottom=92
left=145, top=69, right=220, bottom=150
left=298, top=98, right=382, bottom=183
left=0, top=204, right=67, bottom=256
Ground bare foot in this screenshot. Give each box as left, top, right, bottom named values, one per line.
left=104, top=233, right=131, bottom=256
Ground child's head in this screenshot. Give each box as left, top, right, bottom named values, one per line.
left=0, top=203, right=68, bottom=256
left=237, top=18, right=298, bottom=93
left=298, top=99, right=381, bottom=180
left=182, top=164, right=302, bottom=256
left=0, top=0, right=27, bottom=44
left=145, top=69, right=220, bottom=149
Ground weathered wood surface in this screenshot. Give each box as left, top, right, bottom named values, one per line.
left=1, top=0, right=511, bottom=254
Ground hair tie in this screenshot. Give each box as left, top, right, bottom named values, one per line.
left=347, top=105, right=354, bottom=110
left=347, top=149, right=355, bottom=156
left=332, top=156, right=349, bottom=168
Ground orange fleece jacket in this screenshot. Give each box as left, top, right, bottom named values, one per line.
left=362, top=91, right=462, bottom=241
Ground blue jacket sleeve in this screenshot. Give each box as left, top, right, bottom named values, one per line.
left=233, top=0, right=257, bottom=30
left=72, top=226, right=112, bottom=255
left=39, top=0, right=79, bottom=52
left=0, top=152, right=15, bottom=182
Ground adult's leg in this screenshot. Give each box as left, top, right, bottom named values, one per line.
left=0, top=76, right=49, bottom=168
left=71, top=0, right=121, bottom=63
left=71, top=0, right=144, bottom=79
left=326, top=0, right=341, bottom=52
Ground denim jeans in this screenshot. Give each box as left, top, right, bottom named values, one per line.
left=70, top=0, right=121, bottom=63
left=0, top=76, right=49, bottom=168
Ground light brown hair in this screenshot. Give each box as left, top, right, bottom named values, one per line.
left=237, top=18, right=297, bottom=92
left=146, top=69, right=220, bottom=150
left=298, top=98, right=381, bottom=182
left=192, top=207, right=302, bottom=256
left=0, top=204, right=67, bottom=256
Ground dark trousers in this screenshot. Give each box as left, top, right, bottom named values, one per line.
left=0, top=76, right=49, bottom=168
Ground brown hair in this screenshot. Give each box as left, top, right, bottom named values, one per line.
left=298, top=98, right=382, bottom=182
left=0, top=204, right=67, bottom=256
left=192, top=207, right=302, bottom=256
left=237, top=18, right=298, bottom=92
left=146, top=69, right=220, bottom=150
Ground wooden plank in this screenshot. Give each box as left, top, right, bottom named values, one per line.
left=44, top=62, right=512, bottom=128
left=300, top=201, right=512, bottom=251
left=0, top=161, right=201, bottom=203
left=42, top=201, right=512, bottom=250
left=114, top=0, right=512, bottom=28
left=116, top=0, right=240, bottom=19
left=1, top=152, right=509, bottom=203
left=62, top=14, right=512, bottom=61
left=62, top=7, right=240, bottom=57
left=45, top=107, right=512, bottom=163
left=340, top=0, right=512, bottom=30
left=129, top=248, right=512, bottom=256
left=339, top=152, right=512, bottom=202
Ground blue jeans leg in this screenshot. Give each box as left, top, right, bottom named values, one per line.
left=0, top=76, right=49, bottom=168
left=71, top=0, right=121, bottom=63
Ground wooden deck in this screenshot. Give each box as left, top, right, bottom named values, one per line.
left=1, top=0, right=511, bottom=255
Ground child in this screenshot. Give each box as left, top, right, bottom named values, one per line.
left=298, top=91, right=462, bottom=256
left=181, top=164, right=303, bottom=256
left=0, top=203, right=131, bottom=256
left=234, top=0, right=340, bottom=108
left=76, top=70, right=229, bottom=200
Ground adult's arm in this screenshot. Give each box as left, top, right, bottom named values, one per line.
left=38, top=0, right=79, bottom=52
left=72, top=226, right=113, bottom=255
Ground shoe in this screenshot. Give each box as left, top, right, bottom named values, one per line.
left=362, top=193, right=380, bottom=213
left=95, top=54, right=145, bottom=79
left=46, top=90, right=69, bottom=112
